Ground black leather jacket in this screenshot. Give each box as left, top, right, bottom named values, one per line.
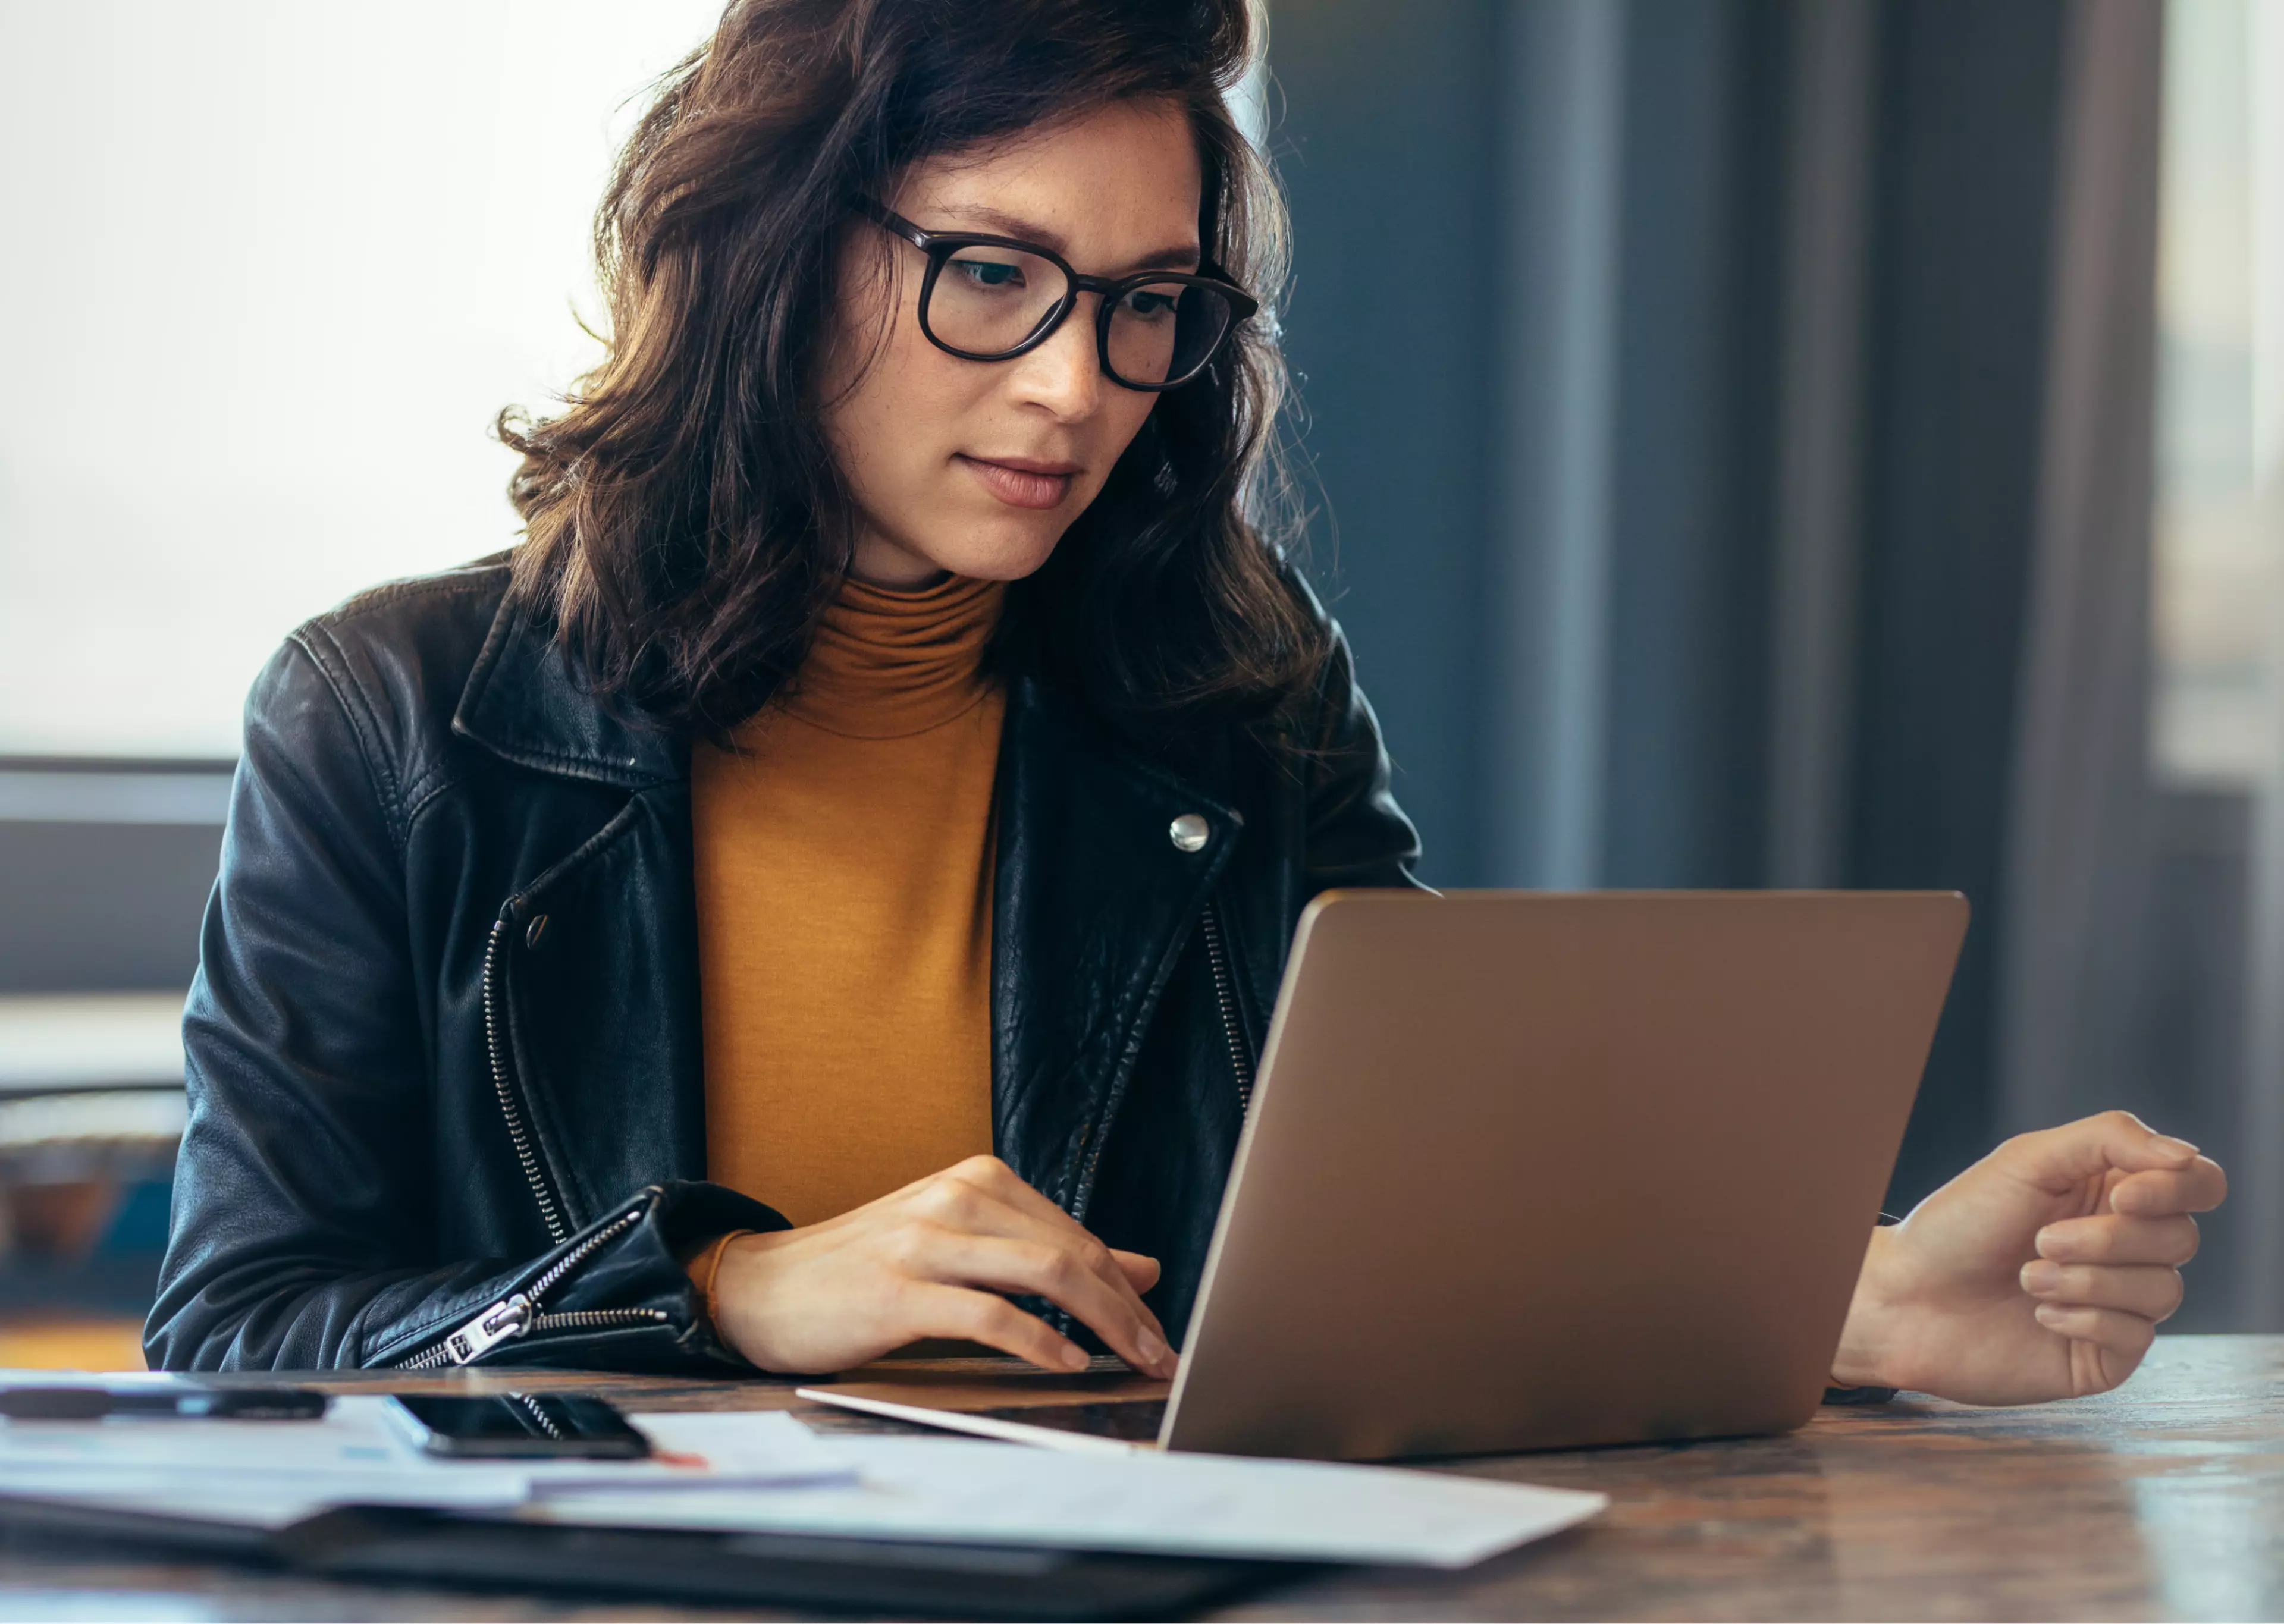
left=146, top=557, right=1420, bottom=1373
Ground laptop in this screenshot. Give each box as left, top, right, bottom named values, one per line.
left=804, top=890, right=1967, bottom=1460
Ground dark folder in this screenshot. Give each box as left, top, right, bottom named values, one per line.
left=0, top=1494, right=1305, bottom=1619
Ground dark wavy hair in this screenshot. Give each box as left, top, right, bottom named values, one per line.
left=499, top=0, right=1324, bottom=747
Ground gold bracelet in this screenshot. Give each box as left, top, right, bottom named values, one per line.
left=695, top=1229, right=758, bottom=1328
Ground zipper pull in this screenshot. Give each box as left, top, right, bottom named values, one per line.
left=435, top=1292, right=534, bottom=1365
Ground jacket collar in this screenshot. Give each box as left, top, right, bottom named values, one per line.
left=453, top=593, right=687, bottom=789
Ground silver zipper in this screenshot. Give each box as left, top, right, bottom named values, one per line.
left=484, top=911, right=567, bottom=1246
left=1199, top=899, right=1256, bottom=1116
left=391, top=1207, right=663, bottom=1370
left=510, top=1392, right=564, bottom=1440
left=1069, top=895, right=1256, bottom=1230
left=526, top=1308, right=670, bottom=1333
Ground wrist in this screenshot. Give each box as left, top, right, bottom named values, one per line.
left=1829, top=1224, right=1899, bottom=1389
left=704, top=1228, right=812, bottom=1371
left=685, top=1229, right=760, bottom=1337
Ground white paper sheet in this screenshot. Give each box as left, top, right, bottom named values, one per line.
left=534, top=1411, right=849, bottom=1495
left=0, top=1399, right=848, bottom=1526
left=0, top=1384, right=1605, bottom=1569
left=0, top=1396, right=518, bottom=1506
left=531, top=1431, right=1608, bottom=1568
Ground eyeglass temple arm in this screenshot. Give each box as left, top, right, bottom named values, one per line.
left=854, top=195, right=1257, bottom=316
left=851, top=196, right=928, bottom=250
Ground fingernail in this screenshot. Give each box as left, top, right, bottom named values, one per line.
left=2034, top=1301, right=2069, bottom=1328
left=1137, top=1329, right=1169, bottom=1370
left=2154, top=1135, right=2200, bottom=1160
left=2035, top=1226, right=2076, bottom=1260
left=1059, top=1343, right=1088, bottom=1372
left=2021, top=1260, right=2064, bottom=1294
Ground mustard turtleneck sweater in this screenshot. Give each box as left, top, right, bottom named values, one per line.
left=692, top=571, right=1006, bottom=1228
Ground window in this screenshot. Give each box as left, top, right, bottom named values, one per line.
left=2151, top=0, right=2283, bottom=784
left=0, top=2, right=723, bottom=759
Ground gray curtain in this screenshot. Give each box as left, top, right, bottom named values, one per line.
left=1998, top=0, right=2166, bottom=1140
left=1272, top=0, right=2236, bottom=1256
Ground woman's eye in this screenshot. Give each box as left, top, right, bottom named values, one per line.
left=1123, top=289, right=1178, bottom=319
left=955, top=259, right=1024, bottom=290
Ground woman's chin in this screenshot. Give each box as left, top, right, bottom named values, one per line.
left=889, top=520, right=1067, bottom=585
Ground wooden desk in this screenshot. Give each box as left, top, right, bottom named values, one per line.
left=3, top=1333, right=2278, bottom=1620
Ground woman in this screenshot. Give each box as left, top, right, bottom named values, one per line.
left=150, top=0, right=2222, bottom=1406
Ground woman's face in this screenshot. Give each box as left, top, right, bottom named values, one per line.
left=820, top=98, right=1203, bottom=587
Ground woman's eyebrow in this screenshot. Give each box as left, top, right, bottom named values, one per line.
left=940, top=205, right=1201, bottom=272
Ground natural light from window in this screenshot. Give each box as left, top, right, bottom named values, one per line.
left=2153, top=0, right=2284, bottom=784
left=0, top=2, right=724, bottom=759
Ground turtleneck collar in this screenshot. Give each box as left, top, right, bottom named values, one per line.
left=767, top=571, right=1006, bottom=741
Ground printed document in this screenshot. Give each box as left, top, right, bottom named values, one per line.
left=532, top=1428, right=1608, bottom=1568
left=0, top=1397, right=848, bottom=1522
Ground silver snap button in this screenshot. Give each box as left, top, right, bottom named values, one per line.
left=1169, top=813, right=1210, bottom=853
left=525, top=914, right=550, bottom=950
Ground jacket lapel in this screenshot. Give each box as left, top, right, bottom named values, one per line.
left=992, top=677, right=1241, bottom=1218
left=451, top=599, right=708, bottom=1218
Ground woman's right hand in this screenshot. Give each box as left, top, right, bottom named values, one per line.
left=704, top=1155, right=1178, bottom=1378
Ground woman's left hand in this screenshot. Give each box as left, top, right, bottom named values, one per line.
left=1830, top=1111, right=2228, bottom=1405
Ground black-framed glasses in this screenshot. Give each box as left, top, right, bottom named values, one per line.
left=855, top=198, right=1257, bottom=392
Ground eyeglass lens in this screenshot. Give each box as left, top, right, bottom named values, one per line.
left=930, top=244, right=1236, bottom=387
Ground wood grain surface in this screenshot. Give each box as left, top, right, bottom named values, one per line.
left=1, top=1333, right=2277, bottom=1620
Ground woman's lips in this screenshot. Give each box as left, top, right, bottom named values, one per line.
left=958, top=454, right=1076, bottom=510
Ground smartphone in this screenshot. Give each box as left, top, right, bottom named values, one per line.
left=385, top=1393, right=651, bottom=1459
left=0, top=1385, right=328, bottom=1422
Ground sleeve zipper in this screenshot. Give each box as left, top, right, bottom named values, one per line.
left=390, top=1205, right=668, bottom=1371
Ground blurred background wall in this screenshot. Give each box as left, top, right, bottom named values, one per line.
left=0, top=0, right=2276, bottom=1359
left=1270, top=0, right=2279, bottom=1328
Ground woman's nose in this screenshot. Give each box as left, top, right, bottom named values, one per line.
left=1006, top=299, right=1106, bottom=420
